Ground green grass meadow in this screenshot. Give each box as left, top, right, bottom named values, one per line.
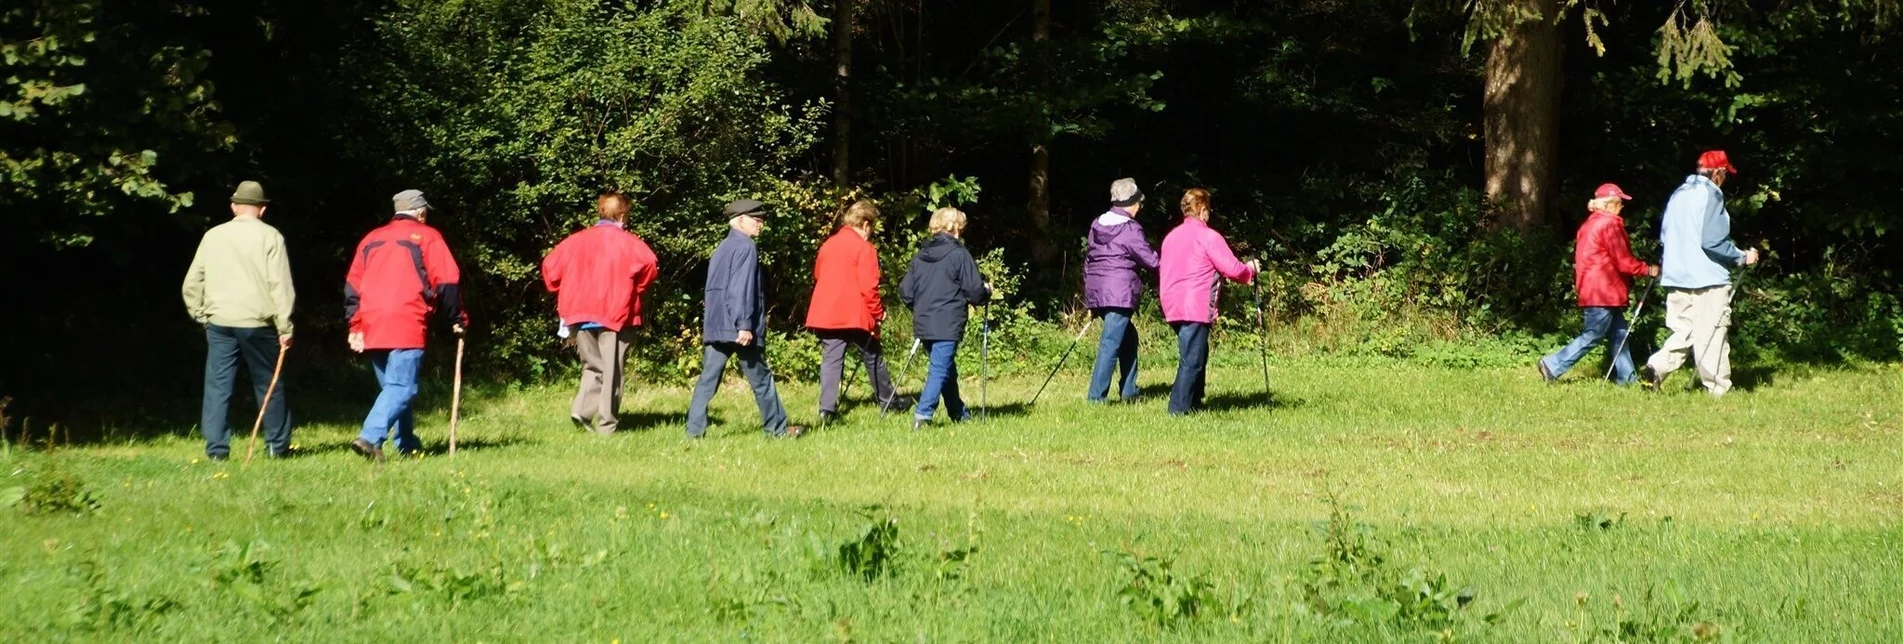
left=4, top=357, right=1902, bottom=641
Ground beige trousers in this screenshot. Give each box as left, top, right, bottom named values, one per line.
left=1644, top=285, right=1732, bottom=396
left=573, top=328, right=634, bottom=433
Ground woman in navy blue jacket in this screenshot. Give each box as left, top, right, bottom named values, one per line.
left=899, top=207, right=991, bottom=429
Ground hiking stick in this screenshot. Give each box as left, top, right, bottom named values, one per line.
left=1250, top=279, right=1273, bottom=402
left=449, top=336, right=465, bottom=456
left=980, top=302, right=992, bottom=419
left=1030, top=318, right=1095, bottom=406
left=242, top=342, right=290, bottom=467
left=881, top=338, right=922, bottom=416
left=1605, top=277, right=1658, bottom=382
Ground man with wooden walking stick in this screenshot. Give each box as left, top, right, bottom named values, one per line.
left=182, top=181, right=297, bottom=461
left=345, top=189, right=467, bottom=460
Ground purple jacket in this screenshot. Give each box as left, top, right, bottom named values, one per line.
left=1082, top=210, right=1161, bottom=311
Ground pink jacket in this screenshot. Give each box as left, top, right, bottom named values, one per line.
left=1159, top=217, right=1255, bottom=324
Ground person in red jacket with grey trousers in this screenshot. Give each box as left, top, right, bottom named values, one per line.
left=806, top=200, right=904, bottom=423
left=1538, top=183, right=1659, bottom=386
left=345, top=189, right=466, bottom=460
left=542, top=192, right=660, bottom=434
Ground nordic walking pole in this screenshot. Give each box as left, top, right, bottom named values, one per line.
left=448, top=334, right=465, bottom=457
left=242, top=342, right=290, bottom=467
left=1605, top=277, right=1658, bottom=382
left=881, top=338, right=922, bottom=416
left=1250, top=278, right=1273, bottom=402
left=980, top=301, right=992, bottom=420
left=1030, top=318, right=1095, bottom=406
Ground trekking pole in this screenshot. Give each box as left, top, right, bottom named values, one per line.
left=881, top=338, right=922, bottom=416
left=980, top=302, right=992, bottom=420
left=448, top=335, right=465, bottom=456
left=1029, top=317, right=1095, bottom=406
left=1250, top=278, right=1273, bottom=403
left=242, top=342, right=290, bottom=467
left=1605, top=277, right=1659, bottom=382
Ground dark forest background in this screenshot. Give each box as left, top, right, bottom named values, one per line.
left=5, top=0, right=1900, bottom=433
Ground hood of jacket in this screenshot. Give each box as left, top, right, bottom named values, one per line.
left=916, top=232, right=965, bottom=263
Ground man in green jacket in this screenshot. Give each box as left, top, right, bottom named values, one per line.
left=181, top=181, right=296, bottom=460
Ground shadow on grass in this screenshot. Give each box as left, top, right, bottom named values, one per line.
left=420, top=435, right=538, bottom=456
left=1201, top=390, right=1305, bottom=413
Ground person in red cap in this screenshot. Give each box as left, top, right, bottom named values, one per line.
left=344, top=189, right=466, bottom=459
left=1640, top=150, right=1759, bottom=396
left=541, top=192, right=659, bottom=434
left=1537, top=184, right=1658, bottom=385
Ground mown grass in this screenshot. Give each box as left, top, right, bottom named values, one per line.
left=4, top=357, right=1901, bottom=641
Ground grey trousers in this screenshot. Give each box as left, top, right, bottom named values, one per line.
left=572, top=327, right=634, bottom=433
left=685, top=342, right=789, bottom=438
left=815, top=329, right=897, bottom=414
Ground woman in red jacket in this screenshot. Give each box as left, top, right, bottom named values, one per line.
left=1538, top=184, right=1659, bottom=385
left=806, top=200, right=903, bottom=422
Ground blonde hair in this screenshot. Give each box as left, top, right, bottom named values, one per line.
left=1588, top=196, right=1623, bottom=212
left=928, top=207, right=967, bottom=235
left=597, top=192, right=631, bottom=220
left=841, top=200, right=880, bottom=228
left=1180, top=188, right=1212, bottom=218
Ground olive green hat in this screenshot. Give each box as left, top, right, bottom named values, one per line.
left=230, top=181, right=270, bottom=206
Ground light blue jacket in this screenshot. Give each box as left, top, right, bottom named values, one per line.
left=1658, top=175, right=1744, bottom=289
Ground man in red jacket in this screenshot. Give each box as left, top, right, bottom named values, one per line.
left=542, top=192, right=660, bottom=434
left=805, top=200, right=903, bottom=423
left=345, top=189, right=466, bottom=459
left=1538, top=183, right=1659, bottom=385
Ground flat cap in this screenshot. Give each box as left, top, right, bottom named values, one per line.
left=393, top=189, right=430, bottom=213
left=723, top=199, right=767, bottom=219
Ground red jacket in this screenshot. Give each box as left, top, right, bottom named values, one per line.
left=345, top=216, right=465, bottom=349
left=1573, top=210, right=1650, bottom=307
left=541, top=221, right=660, bottom=331
left=804, top=228, right=883, bottom=332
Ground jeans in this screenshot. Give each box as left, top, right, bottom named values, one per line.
left=1540, top=307, right=1635, bottom=384
left=1169, top=322, right=1210, bottom=415
left=685, top=342, right=790, bottom=438
left=201, top=324, right=291, bottom=458
left=815, top=330, right=897, bottom=414
left=913, top=340, right=969, bottom=422
left=1087, top=308, right=1140, bottom=402
left=360, top=349, right=425, bottom=454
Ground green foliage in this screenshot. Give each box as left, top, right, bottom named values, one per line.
left=63, top=558, right=179, bottom=634
left=836, top=505, right=901, bottom=582
left=1104, top=543, right=1224, bottom=631
left=8, top=456, right=102, bottom=517
left=1295, top=489, right=1516, bottom=634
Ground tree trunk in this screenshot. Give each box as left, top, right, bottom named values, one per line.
left=831, top=0, right=854, bottom=189
left=1026, top=0, right=1058, bottom=265
left=1482, top=0, right=1562, bottom=234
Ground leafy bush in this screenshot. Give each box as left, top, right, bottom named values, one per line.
left=1105, top=544, right=1224, bottom=631
left=7, top=457, right=102, bottom=517
left=1294, top=490, right=1518, bottom=634
left=836, top=506, right=902, bottom=582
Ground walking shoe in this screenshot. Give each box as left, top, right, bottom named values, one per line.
left=782, top=425, right=807, bottom=439
left=350, top=438, right=383, bottom=461
left=570, top=416, right=589, bottom=430
left=818, top=410, right=837, bottom=425
left=1638, top=365, right=1662, bottom=392
left=912, top=418, right=928, bottom=431
left=207, top=453, right=230, bottom=462
left=1537, top=360, right=1557, bottom=385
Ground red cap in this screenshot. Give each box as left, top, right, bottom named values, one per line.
left=1594, top=183, right=1632, bottom=200
left=1697, top=150, right=1739, bottom=175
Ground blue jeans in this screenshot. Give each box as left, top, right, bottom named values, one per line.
left=201, top=325, right=291, bottom=458
left=685, top=342, right=790, bottom=438
left=1087, top=308, right=1140, bottom=402
left=1169, top=322, right=1210, bottom=415
left=1541, top=307, right=1634, bottom=384
left=913, top=340, right=969, bottom=422
left=360, top=349, right=425, bottom=453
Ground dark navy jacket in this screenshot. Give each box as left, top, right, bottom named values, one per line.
left=899, top=233, right=991, bottom=342
left=702, top=229, right=766, bottom=345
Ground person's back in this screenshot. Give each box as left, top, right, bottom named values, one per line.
left=702, top=229, right=765, bottom=343
left=349, top=216, right=459, bottom=349
left=1159, top=217, right=1250, bottom=324
left=1083, top=213, right=1158, bottom=311
left=1657, top=175, right=1735, bottom=290
left=189, top=218, right=294, bottom=331
left=807, top=229, right=880, bottom=332
left=901, top=233, right=987, bottom=341
left=545, top=224, right=658, bottom=330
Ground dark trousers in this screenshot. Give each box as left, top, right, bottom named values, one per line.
left=685, top=342, right=790, bottom=438
left=1169, top=322, right=1210, bottom=416
left=815, top=329, right=897, bottom=414
left=572, top=327, right=635, bottom=433
left=201, top=324, right=290, bottom=458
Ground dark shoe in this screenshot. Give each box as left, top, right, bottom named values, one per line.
left=1537, top=360, right=1557, bottom=385
left=912, top=418, right=928, bottom=431
left=207, top=453, right=230, bottom=462
left=819, top=410, right=837, bottom=425
left=396, top=449, right=422, bottom=459
left=1639, top=365, right=1662, bottom=392
left=350, top=438, right=383, bottom=461
left=570, top=416, right=589, bottom=430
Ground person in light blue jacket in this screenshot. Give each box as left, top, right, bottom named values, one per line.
left=1640, top=151, right=1760, bottom=396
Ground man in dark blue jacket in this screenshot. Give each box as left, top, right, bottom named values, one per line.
left=685, top=200, right=804, bottom=439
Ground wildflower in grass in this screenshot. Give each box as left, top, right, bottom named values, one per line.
left=213, top=472, right=229, bottom=480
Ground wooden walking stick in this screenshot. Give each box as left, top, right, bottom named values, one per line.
left=449, top=335, right=465, bottom=456
left=243, top=342, right=290, bottom=467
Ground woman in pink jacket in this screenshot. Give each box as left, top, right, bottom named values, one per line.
left=1158, top=188, right=1259, bottom=416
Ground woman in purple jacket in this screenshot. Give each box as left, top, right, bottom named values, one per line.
left=1082, top=178, right=1162, bottom=402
